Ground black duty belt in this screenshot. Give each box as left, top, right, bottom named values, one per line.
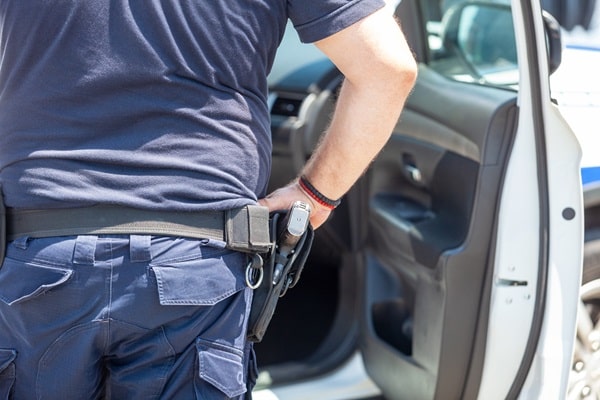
left=6, top=205, right=272, bottom=254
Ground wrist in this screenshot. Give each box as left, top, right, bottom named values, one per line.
left=298, top=176, right=342, bottom=210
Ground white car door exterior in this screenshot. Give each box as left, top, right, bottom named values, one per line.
left=476, top=1, right=583, bottom=398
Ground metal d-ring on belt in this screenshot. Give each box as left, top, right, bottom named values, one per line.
left=5, top=204, right=273, bottom=288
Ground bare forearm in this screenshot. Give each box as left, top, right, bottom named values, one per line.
left=261, top=69, right=415, bottom=228
left=259, top=8, right=417, bottom=228
left=301, top=72, right=413, bottom=200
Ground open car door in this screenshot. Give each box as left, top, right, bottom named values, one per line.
left=358, top=0, right=583, bottom=399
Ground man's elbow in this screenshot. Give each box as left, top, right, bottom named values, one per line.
left=354, top=44, right=418, bottom=97
left=369, top=53, right=418, bottom=104
left=392, top=56, right=418, bottom=95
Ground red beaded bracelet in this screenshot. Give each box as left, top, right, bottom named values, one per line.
left=298, top=176, right=342, bottom=210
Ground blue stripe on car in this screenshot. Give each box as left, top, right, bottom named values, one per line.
left=566, top=45, right=600, bottom=52
left=582, top=166, right=600, bottom=185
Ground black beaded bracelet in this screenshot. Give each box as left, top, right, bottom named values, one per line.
left=298, top=176, right=342, bottom=210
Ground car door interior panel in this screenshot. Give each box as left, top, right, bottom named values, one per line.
left=362, top=64, right=519, bottom=398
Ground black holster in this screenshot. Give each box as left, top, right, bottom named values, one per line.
left=246, top=212, right=314, bottom=343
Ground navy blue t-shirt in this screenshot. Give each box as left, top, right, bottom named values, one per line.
left=0, top=0, right=384, bottom=211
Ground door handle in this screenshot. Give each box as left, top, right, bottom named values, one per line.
left=404, top=164, right=423, bottom=185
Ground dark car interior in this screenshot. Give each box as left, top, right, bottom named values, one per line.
left=254, top=1, right=522, bottom=398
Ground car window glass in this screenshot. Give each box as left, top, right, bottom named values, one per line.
left=268, top=23, right=327, bottom=87
left=421, top=0, right=519, bottom=88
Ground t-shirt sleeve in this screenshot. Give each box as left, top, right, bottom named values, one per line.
left=289, top=0, right=386, bottom=43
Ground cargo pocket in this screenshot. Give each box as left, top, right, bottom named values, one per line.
left=150, top=250, right=246, bottom=306
left=0, top=260, right=72, bottom=306
left=0, top=349, right=16, bottom=399
left=195, top=338, right=246, bottom=399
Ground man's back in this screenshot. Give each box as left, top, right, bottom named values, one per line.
left=0, top=1, right=287, bottom=211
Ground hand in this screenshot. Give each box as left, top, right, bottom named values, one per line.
left=258, top=180, right=333, bottom=229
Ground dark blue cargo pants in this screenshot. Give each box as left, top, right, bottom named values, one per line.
left=0, top=234, right=258, bottom=399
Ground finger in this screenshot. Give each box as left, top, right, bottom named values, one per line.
left=257, top=195, right=291, bottom=213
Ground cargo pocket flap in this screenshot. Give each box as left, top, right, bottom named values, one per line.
left=0, top=261, right=72, bottom=306
left=196, top=339, right=246, bottom=398
left=150, top=256, right=245, bottom=306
